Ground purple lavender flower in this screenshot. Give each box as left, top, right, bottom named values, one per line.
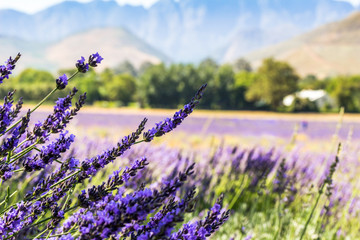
left=88, top=52, right=104, bottom=67
left=0, top=91, right=23, bottom=135
left=75, top=56, right=89, bottom=73
left=0, top=53, right=21, bottom=84
left=23, top=131, right=75, bottom=172
left=56, top=74, right=68, bottom=90
left=170, top=194, right=230, bottom=240
left=143, top=84, right=207, bottom=142
left=60, top=164, right=197, bottom=239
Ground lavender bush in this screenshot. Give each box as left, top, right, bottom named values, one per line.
left=0, top=53, right=229, bottom=239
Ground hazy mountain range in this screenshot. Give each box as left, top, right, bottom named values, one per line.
left=0, top=0, right=358, bottom=74
left=245, top=12, right=360, bottom=77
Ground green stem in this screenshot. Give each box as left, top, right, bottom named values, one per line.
left=46, top=229, right=77, bottom=238
left=32, top=228, right=48, bottom=239
left=12, top=168, right=24, bottom=173
left=27, top=205, right=79, bottom=230
left=4, top=70, right=79, bottom=135
left=45, top=231, right=51, bottom=239
left=30, top=171, right=80, bottom=204
left=49, top=170, right=80, bottom=189
left=0, top=190, right=17, bottom=207
left=9, top=140, right=39, bottom=164
left=273, top=194, right=282, bottom=240
left=228, top=174, right=247, bottom=209
left=299, top=183, right=326, bottom=240
left=134, top=140, right=145, bottom=145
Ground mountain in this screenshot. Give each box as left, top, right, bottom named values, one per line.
left=46, top=27, right=169, bottom=71
left=0, top=27, right=169, bottom=72
left=0, top=0, right=358, bottom=62
left=244, top=11, right=360, bottom=77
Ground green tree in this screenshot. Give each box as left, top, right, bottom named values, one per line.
left=233, top=71, right=258, bottom=109
left=326, top=75, right=360, bottom=112
left=65, top=68, right=102, bottom=103
left=246, top=58, right=299, bottom=110
left=137, top=64, right=180, bottom=108
left=14, top=68, right=55, bottom=101
left=100, top=71, right=136, bottom=105
left=213, top=64, right=235, bottom=109
left=197, top=58, right=218, bottom=109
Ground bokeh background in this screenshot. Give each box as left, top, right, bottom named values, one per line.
left=2, top=1, right=360, bottom=239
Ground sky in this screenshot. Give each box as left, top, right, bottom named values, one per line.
left=337, top=0, right=360, bottom=6
left=0, top=0, right=160, bottom=14
left=0, top=0, right=358, bottom=14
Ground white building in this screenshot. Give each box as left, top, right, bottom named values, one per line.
left=283, top=90, right=336, bottom=109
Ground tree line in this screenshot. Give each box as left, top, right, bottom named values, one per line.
left=1, top=58, right=358, bottom=112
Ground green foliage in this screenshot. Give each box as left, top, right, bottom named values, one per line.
left=326, top=75, right=360, bottom=112
left=246, top=58, right=299, bottom=110
left=12, top=57, right=360, bottom=112
left=233, top=71, right=257, bottom=109
left=0, top=68, right=58, bottom=102
left=137, top=63, right=180, bottom=108
left=299, top=74, right=322, bottom=90
left=287, top=97, right=319, bottom=112
left=100, top=70, right=136, bottom=105
left=65, top=68, right=102, bottom=104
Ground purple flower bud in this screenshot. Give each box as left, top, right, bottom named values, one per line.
left=56, top=74, right=68, bottom=90
left=76, top=56, right=89, bottom=73
left=0, top=53, right=21, bottom=84
left=89, top=52, right=103, bottom=67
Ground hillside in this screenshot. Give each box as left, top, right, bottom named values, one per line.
left=243, top=11, right=360, bottom=77
left=0, top=27, right=169, bottom=73
left=46, top=28, right=170, bottom=71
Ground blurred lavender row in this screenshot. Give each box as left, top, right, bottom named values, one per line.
left=26, top=110, right=360, bottom=140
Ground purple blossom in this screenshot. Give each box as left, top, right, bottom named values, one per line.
left=56, top=73, right=68, bottom=90
left=143, top=84, right=207, bottom=142
left=23, top=131, right=75, bottom=172
left=0, top=53, right=21, bottom=84
left=75, top=56, right=89, bottom=73
left=89, top=52, right=104, bottom=67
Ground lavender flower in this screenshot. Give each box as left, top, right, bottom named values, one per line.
left=143, top=84, right=207, bottom=142
left=59, top=164, right=197, bottom=239
left=56, top=74, right=69, bottom=90
left=170, top=194, right=230, bottom=239
left=0, top=53, right=21, bottom=84
left=88, top=52, right=104, bottom=67
left=23, top=131, right=75, bottom=172
left=76, top=53, right=103, bottom=73
left=0, top=91, right=23, bottom=135
left=75, top=57, right=89, bottom=73
left=0, top=51, right=230, bottom=240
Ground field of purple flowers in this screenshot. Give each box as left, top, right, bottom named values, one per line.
left=0, top=52, right=359, bottom=239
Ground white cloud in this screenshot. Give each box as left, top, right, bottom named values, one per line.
left=115, top=0, right=159, bottom=8
left=0, top=0, right=160, bottom=14
left=336, top=0, right=360, bottom=7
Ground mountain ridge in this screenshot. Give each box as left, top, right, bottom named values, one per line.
left=0, top=0, right=357, bottom=62
left=0, top=27, right=169, bottom=73
left=244, top=11, right=360, bottom=77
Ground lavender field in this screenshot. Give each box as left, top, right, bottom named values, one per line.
left=3, top=0, right=360, bottom=239
left=30, top=109, right=360, bottom=141
left=1, top=53, right=360, bottom=240
left=23, top=107, right=360, bottom=239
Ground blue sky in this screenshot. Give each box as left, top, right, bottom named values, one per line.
left=0, top=0, right=358, bottom=14
left=0, top=0, right=160, bottom=14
